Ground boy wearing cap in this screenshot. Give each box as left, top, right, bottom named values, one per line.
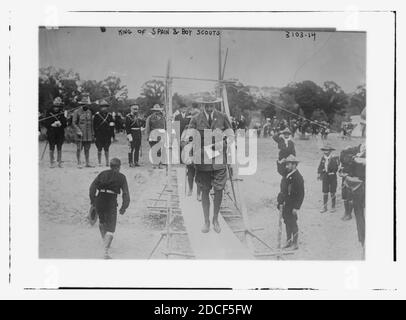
left=126, top=105, right=145, bottom=167
left=277, top=155, right=305, bottom=250
left=145, top=104, right=166, bottom=169
left=273, top=127, right=296, bottom=176
left=318, top=144, right=340, bottom=213
left=93, top=100, right=115, bottom=167
left=44, top=97, right=67, bottom=168
left=72, top=95, right=94, bottom=168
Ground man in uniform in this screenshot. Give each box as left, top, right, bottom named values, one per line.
left=93, top=100, right=115, bottom=167
left=89, top=158, right=130, bottom=259
left=175, top=103, right=190, bottom=135
left=145, top=104, right=166, bottom=169
left=318, top=144, right=340, bottom=213
left=188, top=96, right=233, bottom=234
left=44, top=97, right=67, bottom=168
left=276, top=155, right=305, bottom=250
left=72, top=95, right=94, bottom=168
left=126, top=104, right=145, bottom=167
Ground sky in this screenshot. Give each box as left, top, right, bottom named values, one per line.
left=39, top=27, right=366, bottom=98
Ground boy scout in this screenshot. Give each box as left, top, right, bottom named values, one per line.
left=277, top=155, right=305, bottom=250
left=145, top=104, right=166, bottom=169
left=72, top=96, right=94, bottom=168
left=93, top=100, right=115, bottom=167
left=44, top=97, right=67, bottom=168
left=126, top=105, right=145, bottom=167
left=188, top=96, right=233, bottom=234
left=89, top=158, right=130, bottom=259
left=317, top=144, right=340, bottom=213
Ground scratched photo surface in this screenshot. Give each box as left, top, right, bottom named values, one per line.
left=38, top=27, right=366, bottom=260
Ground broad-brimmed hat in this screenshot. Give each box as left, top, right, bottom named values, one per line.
left=151, top=104, right=163, bottom=111
left=78, top=96, right=91, bottom=105
left=284, top=155, right=300, bottom=163
left=130, top=104, right=139, bottom=111
left=320, top=144, right=336, bottom=151
left=195, top=96, right=222, bottom=104
left=53, top=97, right=64, bottom=107
left=98, top=99, right=110, bottom=106
left=280, top=127, right=291, bottom=135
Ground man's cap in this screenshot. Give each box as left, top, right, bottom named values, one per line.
left=284, top=155, right=300, bottom=163
left=280, top=127, right=292, bottom=134
left=98, top=99, right=110, bottom=106
left=110, top=158, right=121, bottom=168
left=151, top=104, right=163, bottom=111
left=78, top=96, right=91, bottom=105
left=320, top=143, right=336, bottom=151
left=53, top=97, right=64, bottom=107
left=195, top=96, right=222, bottom=104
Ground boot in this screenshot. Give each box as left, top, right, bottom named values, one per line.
left=105, top=151, right=109, bottom=167
left=77, top=150, right=82, bottom=169
left=282, top=225, right=292, bottom=249
left=57, top=150, right=63, bottom=168
left=85, top=149, right=93, bottom=167
left=103, top=232, right=114, bottom=259
left=330, top=193, right=336, bottom=213
left=342, top=200, right=353, bottom=221
left=97, top=151, right=102, bottom=167
left=212, top=190, right=223, bottom=233
left=201, top=191, right=211, bottom=233
left=99, top=224, right=106, bottom=241
left=128, top=153, right=134, bottom=167
left=320, top=193, right=328, bottom=213
left=291, top=232, right=299, bottom=251
left=49, top=150, right=56, bottom=168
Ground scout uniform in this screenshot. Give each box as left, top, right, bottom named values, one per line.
left=93, top=100, right=115, bottom=167
left=145, top=104, right=166, bottom=168
left=277, top=155, right=305, bottom=250
left=125, top=106, right=145, bottom=167
left=44, top=97, right=67, bottom=168
left=318, top=144, right=340, bottom=213
left=188, top=96, right=233, bottom=234
left=89, top=158, right=130, bottom=259
left=273, top=127, right=296, bottom=176
left=174, top=105, right=191, bottom=135
left=72, top=96, right=94, bottom=168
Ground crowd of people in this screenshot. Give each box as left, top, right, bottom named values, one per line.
left=39, top=94, right=366, bottom=259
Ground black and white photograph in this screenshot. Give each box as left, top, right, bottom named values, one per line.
left=38, top=27, right=367, bottom=261
left=1, top=2, right=402, bottom=301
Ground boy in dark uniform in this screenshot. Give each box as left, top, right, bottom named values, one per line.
left=273, top=127, right=296, bottom=175
left=44, top=97, right=67, bottom=168
left=89, top=158, right=130, bottom=259
left=318, top=144, right=340, bottom=213
left=277, top=155, right=305, bottom=250
left=126, top=105, right=145, bottom=167
left=93, top=100, right=115, bottom=167
left=188, top=96, right=233, bottom=234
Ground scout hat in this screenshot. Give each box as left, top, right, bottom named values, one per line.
left=98, top=99, right=110, bottom=106
left=195, top=96, right=222, bottom=104
left=320, top=143, right=336, bottom=151
left=284, top=155, right=300, bottom=163
left=280, top=127, right=291, bottom=135
left=53, top=97, right=64, bottom=107
left=78, top=95, right=91, bottom=105
left=151, top=104, right=163, bottom=111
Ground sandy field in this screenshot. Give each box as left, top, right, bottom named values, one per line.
left=39, top=132, right=365, bottom=260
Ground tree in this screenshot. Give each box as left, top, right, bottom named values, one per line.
left=225, top=81, right=257, bottom=125
left=281, top=81, right=323, bottom=119
left=100, top=76, right=128, bottom=112
left=137, top=80, right=165, bottom=113
left=320, top=81, right=348, bottom=120
left=348, top=84, right=366, bottom=115
left=39, top=67, right=81, bottom=112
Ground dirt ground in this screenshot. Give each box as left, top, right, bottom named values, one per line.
left=39, top=132, right=365, bottom=260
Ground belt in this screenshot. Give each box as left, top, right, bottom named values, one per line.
left=131, top=128, right=141, bottom=130
left=98, top=189, right=117, bottom=195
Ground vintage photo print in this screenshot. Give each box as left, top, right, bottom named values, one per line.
left=38, top=26, right=367, bottom=261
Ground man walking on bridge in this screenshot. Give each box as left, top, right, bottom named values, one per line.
left=189, top=96, right=233, bottom=234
